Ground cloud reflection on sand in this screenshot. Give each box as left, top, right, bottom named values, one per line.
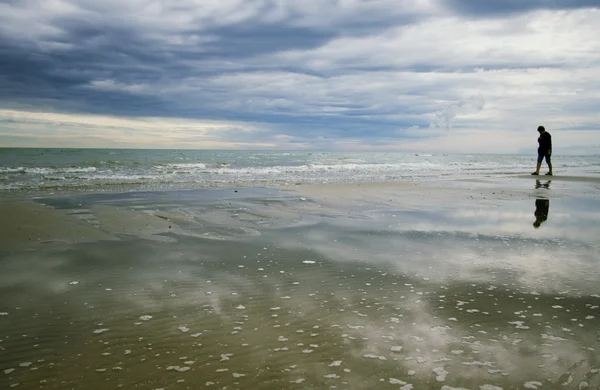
left=1, top=185, right=599, bottom=389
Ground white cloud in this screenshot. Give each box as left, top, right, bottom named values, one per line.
left=276, top=9, right=600, bottom=70
left=0, top=109, right=280, bottom=149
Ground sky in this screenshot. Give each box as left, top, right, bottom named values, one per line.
left=1, top=0, right=599, bottom=153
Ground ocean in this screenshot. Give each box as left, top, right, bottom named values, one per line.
left=1, top=148, right=599, bottom=192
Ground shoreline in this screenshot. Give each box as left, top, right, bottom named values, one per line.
left=1, top=175, right=598, bottom=253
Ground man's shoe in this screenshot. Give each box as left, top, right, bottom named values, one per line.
left=545, top=172, right=553, bottom=176
left=531, top=172, right=539, bottom=175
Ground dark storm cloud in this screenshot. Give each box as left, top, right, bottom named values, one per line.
left=0, top=1, right=342, bottom=118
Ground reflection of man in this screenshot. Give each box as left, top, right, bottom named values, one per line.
left=533, top=198, right=550, bottom=229
left=535, top=180, right=551, bottom=189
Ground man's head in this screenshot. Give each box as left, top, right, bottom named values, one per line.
left=537, top=126, right=546, bottom=133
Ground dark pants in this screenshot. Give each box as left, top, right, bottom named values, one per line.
left=537, top=153, right=551, bottom=164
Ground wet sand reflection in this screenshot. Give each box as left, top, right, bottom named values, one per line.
left=1, top=186, right=599, bottom=389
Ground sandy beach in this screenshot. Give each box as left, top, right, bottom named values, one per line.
left=1, top=176, right=599, bottom=389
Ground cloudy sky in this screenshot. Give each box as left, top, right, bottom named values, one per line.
left=1, top=0, right=599, bottom=153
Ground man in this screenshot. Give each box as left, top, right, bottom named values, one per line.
left=531, top=125, right=552, bottom=176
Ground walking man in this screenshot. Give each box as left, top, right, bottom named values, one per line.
left=531, top=126, right=552, bottom=176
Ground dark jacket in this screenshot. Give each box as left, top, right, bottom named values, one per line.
left=538, top=132, right=552, bottom=155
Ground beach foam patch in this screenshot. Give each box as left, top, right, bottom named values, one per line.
left=433, top=367, right=448, bottom=381
left=524, top=381, right=543, bottom=389
left=167, top=366, right=190, bottom=372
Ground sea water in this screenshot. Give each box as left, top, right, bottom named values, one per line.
left=1, top=148, right=598, bottom=192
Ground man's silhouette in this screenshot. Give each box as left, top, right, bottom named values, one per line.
left=532, top=126, right=552, bottom=176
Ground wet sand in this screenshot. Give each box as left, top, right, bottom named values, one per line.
left=1, top=178, right=599, bottom=389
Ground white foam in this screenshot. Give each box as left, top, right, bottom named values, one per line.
left=389, top=378, right=407, bottom=385
left=177, top=326, right=190, bottom=333
left=68, top=281, right=79, bottom=285
left=390, top=346, right=403, bottom=352
left=191, top=333, right=202, bottom=338
left=302, top=260, right=316, bottom=264
left=541, top=334, right=568, bottom=341
left=93, top=328, right=109, bottom=334
left=462, top=361, right=494, bottom=367
left=524, top=381, right=543, bottom=389
left=433, top=367, right=448, bottom=382
left=19, top=362, right=32, bottom=367
left=139, top=315, right=152, bottom=321
left=158, top=163, right=208, bottom=170
left=363, top=354, right=386, bottom=360
left=236, top=305, right=246, bottom=310
left=166, top=366, right=190, bottom=372
left=480, top=385, right=503, bottom=390
left=291, top=379, right=305, bottom=384
left=329, top=361, right=342, bottom=367
left=232, top=373, right=245, bottom=378
left=4, top=368, right=15, bottom=374
left=324, top=374, right=340, bottom=379
left=508, top=321, right=529, bottom=329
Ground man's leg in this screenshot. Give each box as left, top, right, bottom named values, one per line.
left=546, top=155, right=552, bottom=175
left=532, top=155, right=542, bottom=174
